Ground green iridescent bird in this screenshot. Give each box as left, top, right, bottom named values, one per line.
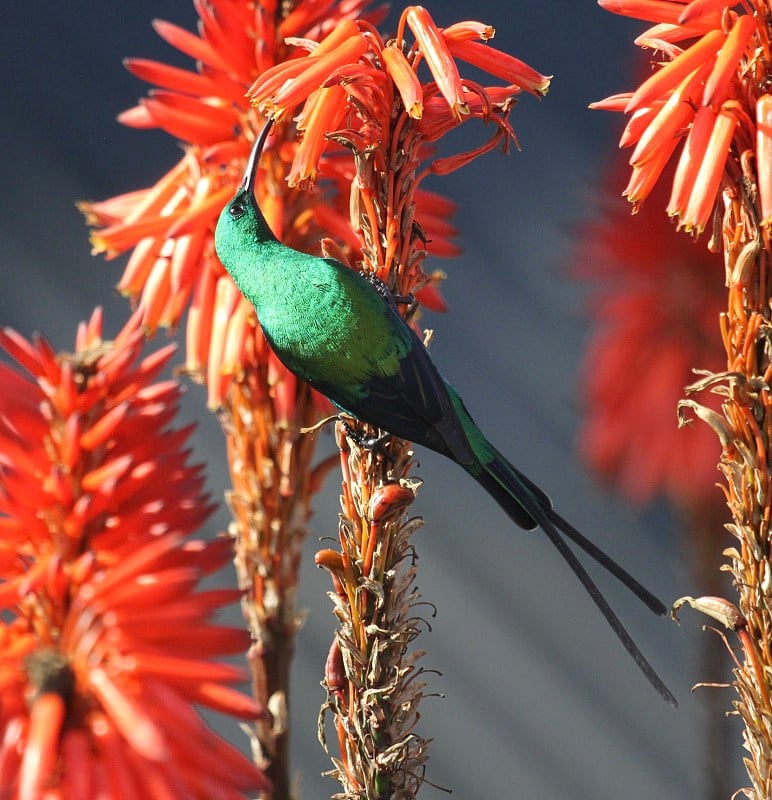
left=215, top=120, right=676, bottom=707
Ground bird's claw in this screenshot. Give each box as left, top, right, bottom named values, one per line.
left=339, top=417, right=395, bottom=462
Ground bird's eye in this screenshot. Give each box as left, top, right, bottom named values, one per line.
left=229, top=201, right=246, bottom=219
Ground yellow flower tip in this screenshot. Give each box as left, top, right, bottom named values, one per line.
left=382, top=43, right=424, bottom=120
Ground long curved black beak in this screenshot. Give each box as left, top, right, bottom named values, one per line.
left=241, top=117, right=275, bottom=196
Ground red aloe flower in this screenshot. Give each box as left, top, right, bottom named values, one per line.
left=596, top=0, right=766, bottom=233
left=80, top=0, right=461, bottom=408
left=0, top=309, right=268, bottom=798
left=576, top=160, right=725, bottom=505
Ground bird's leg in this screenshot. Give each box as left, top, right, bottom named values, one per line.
left=339, top=417, right=395, bottom=462
left=364, top=272, right=416, bottom=312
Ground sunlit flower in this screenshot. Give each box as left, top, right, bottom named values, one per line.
left=596, top=1, right=767, bottom=233
left=0, top=309, right=268, bottom=798
left=80, top=0, right=461, bottom=408
left=576, top=161, right=725, bottom=505
left=248, top=5, right=550, bottom=180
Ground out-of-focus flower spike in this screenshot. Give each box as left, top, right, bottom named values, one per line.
left=59, top=729, right=94, bottom=799
left=166, top=183, right=234, bottom=239
left=139, top=94, right=238, bottom=146
left=194, top=681, right=264, bottom=720
left=18, top=693, right=66, bottom=800
left=404, top=6, right=469, bottom=121
left=89, top=716, right=144, bottom=800
left=0, top=328, right=48, bottom=379
left=162, top=232, right=207, bottom=325
left=151, top=18, right=230, bottom=72
left=382, top=44, right=423, bottom=119
left=193, top=0, right=254, bottom=78
left=207, top=277, right=241, bottom=407
left=220, top=297, right=252, bottom=375
left=442, top=21, right=495, bottom=43
left=702, top=14, right=757, bottom=107
left=87, top=668, right=169, bottom=762
left=139, top=251, right=172, bottom=332
left=124, top=58, right=220, bottom=99
left=756, top=94, right=772, bottom=226
left=415, top=284, right=448, bottom=312
left=185, top=264, right=216, bottom=379
left=446, top=39, right=551, bottom=96
left=678, top=0, right=732, bottom=25
left=79, top=402, right=130, bottom=451
left=127, top=652, right=245, bottom=685
left=118, top=104, right=156, bottom=128
left=625, top=28, right=726, bottom=113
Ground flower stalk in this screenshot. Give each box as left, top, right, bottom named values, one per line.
left=247, top=6, right=547, bottom=795
left=597, top=2, right=772, bottom=795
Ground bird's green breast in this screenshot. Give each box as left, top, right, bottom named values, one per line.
left=226, top=241, right=411, bottom=402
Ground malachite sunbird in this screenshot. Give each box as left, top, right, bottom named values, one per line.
left=214, top=119, right=676, bottom=707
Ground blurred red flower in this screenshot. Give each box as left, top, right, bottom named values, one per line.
left=576, top=161, right=726, bottom=505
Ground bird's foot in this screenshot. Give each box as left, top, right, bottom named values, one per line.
left=365, top=272, right=416, bottom=311
left=339, top=417, right=395, bottom=462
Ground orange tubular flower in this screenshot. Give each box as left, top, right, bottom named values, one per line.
left=248, top=5, right=547, bottom=181
left=0, top=309, right=267, bottom=799
left=597, top=2, right=765, bottom=232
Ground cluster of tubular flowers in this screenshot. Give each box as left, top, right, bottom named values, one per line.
left=0, top=309, right=267, bottom=799
left=247, top=5, right=550, bottom=181
left=576, top=158, right=725, bottom=506
left=595, top=0, right=772, bottom=234
left=80, top=0, right=462, bottom=407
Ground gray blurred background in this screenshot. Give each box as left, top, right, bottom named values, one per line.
left=0, top=2, right=741, bottom=798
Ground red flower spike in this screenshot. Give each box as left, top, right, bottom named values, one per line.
left=0, top=312, right=268, bottom=797
left=575, top=159, right=725, bottom=504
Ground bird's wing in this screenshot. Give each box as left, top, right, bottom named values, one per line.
left=340, top=308, right=476, bottom=465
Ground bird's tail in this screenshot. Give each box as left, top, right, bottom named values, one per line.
left=466, top=447, right=677, bottom=706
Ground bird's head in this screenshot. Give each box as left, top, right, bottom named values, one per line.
left=215, top=117, right=278, bottom=266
